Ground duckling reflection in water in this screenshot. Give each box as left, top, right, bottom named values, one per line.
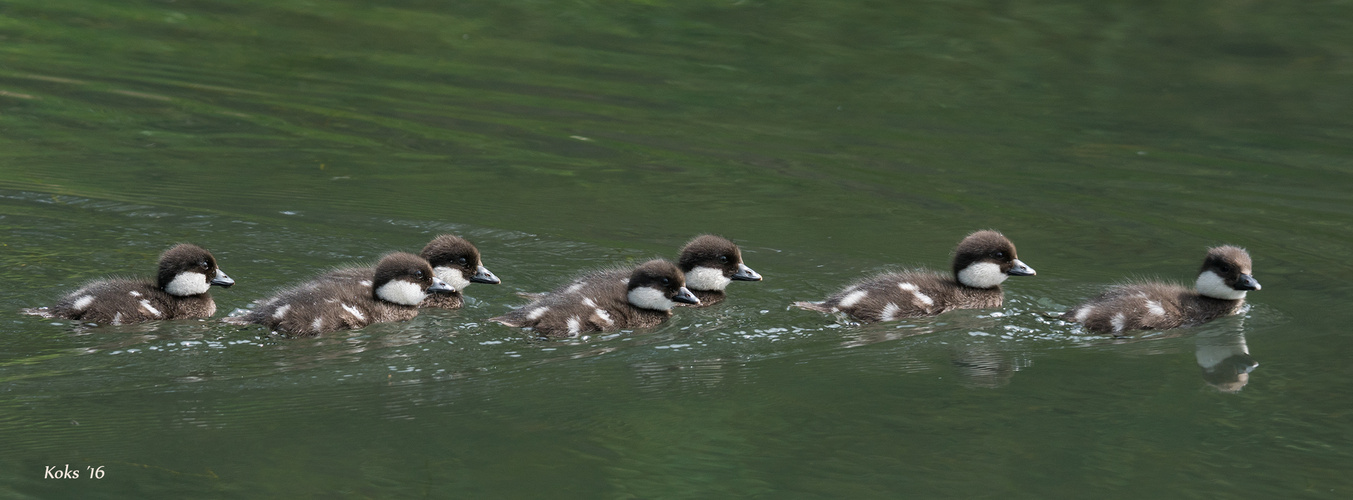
left=1195, top=329, right=1258, bottom=393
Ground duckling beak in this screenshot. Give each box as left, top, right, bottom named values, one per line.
left=672, top=286, right=701, bottom=305
left=211, top=269, right=235, bottom=288
left=731, top=263, right=762, bottom=281
left=427, top=277, right=455, bottom=293
left=471, top=265, right=501, bottom=284
left=1006, top=259, right=1036, bottom=276
left=1235, top=274, right=1261, bottom=291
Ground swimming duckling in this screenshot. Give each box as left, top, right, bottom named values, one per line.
left=24, top=243, right=234, bottom=325
left=794, top=230, right=1035, bottom=322
left=1063, top=245, right=1260, bottom=335
left=490, top=259, right=698, bottom=338
left=225, top=252, right=451, bottom=336
left=322, top=234, right=499, bottom=309
left=677, top=235, right=762, bottom=306
left=519, top=234, right=760, bottom=307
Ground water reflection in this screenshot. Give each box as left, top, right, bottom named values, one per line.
left=1195, top=329, right=1258, bottom=393
left=950, top=344, right=1031, bottom=389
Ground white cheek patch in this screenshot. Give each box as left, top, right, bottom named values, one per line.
left=685, top=266, right=731, bottom=291
left=837, top=290, right=868, bottom=308
left=527, top=307, right=549, bottom=320
left=628, top=286, right=675, bottom=311
left=376, top=280, right=428, bottom=306
left=1197, top=270, right=1247, bottom=300
left=165, top=272, right=210, bottom=296
left=342, top=303, right=366, bottom=322
left=140, top=300, right=162, bottom=318
left=957, top=262, right=1007, bottom=289
left=434, top=266, right=470, bottom=292
left=273, top=304, right=291, bottom=319
left=73, top=295, right=94, bottom=311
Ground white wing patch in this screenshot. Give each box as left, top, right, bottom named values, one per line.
left=341, top=303, right=365, bottom=322
left=837, top=290, right=868, bottom=308
left=565, top=283, right=585, bottom=293
left=111, top=312, right=123, bottom=326
left=566, top=316, right=582, bottom=336
left=165, top=271, right=210, bottom=296
left=582, top=297, right=597, bottom=308
left=139, top=300, right=162, bottom=318
left=72, top=295, right=94, bottom=311
left=880, top=302, right=901, bottom=321
left=128, top=291, right=142, bottom=297
left=1145, top=300, right=1165, bottom=316
left=273, top=304, right=291, bottom=319
left=312, top=317, right=324, bottom=332
left=685, top=266, right=732, bottom=291
left=957, top=262, right=1008, bottom=289
left=527, top=307, right=549, bottom=320
left=594, top=308, right=613, bottom=326
left=1111, top=313, right=1126, bottom=333
left=899, top=283, right=934, bottom=307
left=360, top=280, right=372, bottom=287
left=1074, top=306, right=1093, bottom=323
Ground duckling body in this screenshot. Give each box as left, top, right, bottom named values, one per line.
left=491, top=259, right=698, bottom=338
left=226, top=252, right=451, bottom=336
left=27, top=244, right=234, bottom=325
left=794, top=230, right=1034, bottom=323
left=1064, top=246, right=1260, bottom=334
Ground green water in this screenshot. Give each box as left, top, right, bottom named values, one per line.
left=2, top=0, right=1351, bottom=497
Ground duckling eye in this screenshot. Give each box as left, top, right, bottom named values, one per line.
left=415, top=269, right=424, bottom=277
left=662, top=277, right=670, bottom=285
left=458, top=257, right=467, bottom=265
left=719, top=255, right=729, bottom=263
left=199, top=261, right=209, bottom=269
left=1217, top=263, right=1232, bottom=273
left=992, top=251, right=1005, bottom=259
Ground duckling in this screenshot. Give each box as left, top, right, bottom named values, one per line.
left=677, top=235, right=762, bottom=306
left=224, top=252, right=451, bottom=336
left=322, top=234, right=499, bottom=309
left=490, top=259, right=698, bottom=338
left=794, top=230, right=1035, bottom=322
left=1063, top=245, right=1260, bottom=335
left=518, top=234, right=761, bottom=307
left=24, top=243, right=234, bottom=325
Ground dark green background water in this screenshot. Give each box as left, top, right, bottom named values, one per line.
left=2, top=0, right=1350, bottom=497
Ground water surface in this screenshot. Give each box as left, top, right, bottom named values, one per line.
left=2, top=0, right=1351, bottom=498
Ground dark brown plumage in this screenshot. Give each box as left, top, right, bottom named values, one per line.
left=25, top=244, right=234, bottom=325
left=794, top=230, right=1035, bottom=322
left=225, top=252, right=451, bottom=336
left=1063, top=246, right=1260, bottom=334
left=491, top=259, right=698, bottom=338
